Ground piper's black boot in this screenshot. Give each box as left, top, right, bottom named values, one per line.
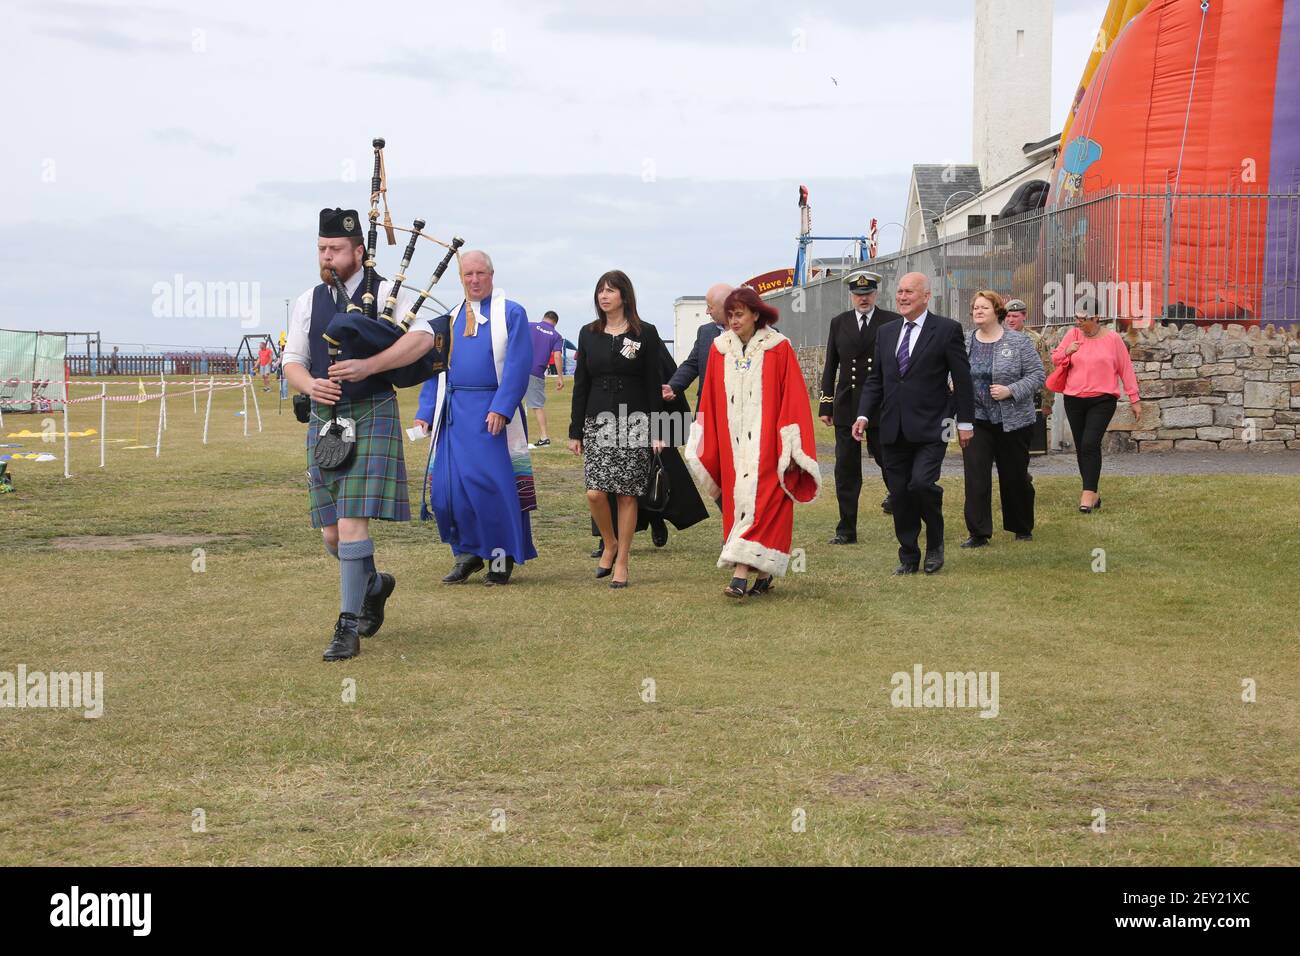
left=323, top=613, right=361, bottom=661
left=357, top=572, right=395, bottom=637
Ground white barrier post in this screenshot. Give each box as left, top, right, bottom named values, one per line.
left=99, top=384, right=106, bottom=468
left=160, top=373, right=168, bottom=431
left=155, top=379, right=166, bottom=457
left=192, top=372, right=198, bottom=414
left=202, top=376, right=214, bottom=444
left=62, top=379, right=71, bottom=479
left=242, top=376, right=249, bottom=437
left=249, top=373, right=263, bottom=433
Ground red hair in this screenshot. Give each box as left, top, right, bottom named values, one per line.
left=723, top=286, right=780, bottom=328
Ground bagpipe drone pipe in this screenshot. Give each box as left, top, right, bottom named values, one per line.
left=321, top=138, right=465, bottom=389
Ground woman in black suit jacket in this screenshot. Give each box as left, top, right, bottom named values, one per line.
left=569, top=270, right=666, bottom=588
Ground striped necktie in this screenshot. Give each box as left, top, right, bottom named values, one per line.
left=897, top=321, right=917, bottom=377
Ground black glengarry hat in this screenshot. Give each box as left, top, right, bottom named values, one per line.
left=320, top=207, right=362, bottom=239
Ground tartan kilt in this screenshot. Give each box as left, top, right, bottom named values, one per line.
left=307, top=390, right=410, bottom=528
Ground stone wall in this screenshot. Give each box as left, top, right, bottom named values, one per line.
left=795, top=322, right=1300, bottom=453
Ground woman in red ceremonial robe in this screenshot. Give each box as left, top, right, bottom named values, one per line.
left=685, top=286, right=820, bottom=599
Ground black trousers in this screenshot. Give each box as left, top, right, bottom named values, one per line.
left=962, top=420, right=1035, bottom=537
left=881, top=439, right=947, bottom=565
left=833, top=424, right=887, bottom=537
left=1063, top=394, right=1117, bottom=492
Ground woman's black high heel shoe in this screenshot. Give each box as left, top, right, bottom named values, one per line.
left=748, top=576, right=775, bottom=596
left=595, top=548, right=616, bottom=578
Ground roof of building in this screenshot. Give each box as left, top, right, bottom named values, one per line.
left=910, top=164, right=983, bottom=243
left=1023, top=131, right=1062, bottom=162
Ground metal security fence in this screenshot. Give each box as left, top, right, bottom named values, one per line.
left=769, top=185, right=1300, bottom=348
left=66, top=353, right=245, bottom=376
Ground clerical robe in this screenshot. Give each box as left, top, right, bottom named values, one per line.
left=421, top=290, right=537, bottom=564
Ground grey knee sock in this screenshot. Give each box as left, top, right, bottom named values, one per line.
left=337, top=539, right=375, bottom=615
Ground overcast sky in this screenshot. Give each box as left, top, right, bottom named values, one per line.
left=1, top=0, right=1105, bottom=351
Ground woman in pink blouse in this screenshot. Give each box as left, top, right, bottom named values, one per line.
left=1050, top=295, right=1141, bottom=513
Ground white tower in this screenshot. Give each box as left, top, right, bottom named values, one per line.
left=973, top=0, right=1053, bottom=186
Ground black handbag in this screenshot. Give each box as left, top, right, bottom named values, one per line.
left=642, top=451, right=670, bottom=512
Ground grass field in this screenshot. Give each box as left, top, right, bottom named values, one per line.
left=1, top=376, right=1297, bottom=865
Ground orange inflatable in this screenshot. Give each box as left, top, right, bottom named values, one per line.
left=1048, top=0, right=1298, bottom=323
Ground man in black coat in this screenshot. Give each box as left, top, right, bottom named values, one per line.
left=853, top=272, right=975, bottom=575
left=664, top=282, right=731, bottom=412
left=818, top=269, right=901, bottom=544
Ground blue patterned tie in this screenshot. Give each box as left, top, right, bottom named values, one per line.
left=897, top=321, right=916, bottom=377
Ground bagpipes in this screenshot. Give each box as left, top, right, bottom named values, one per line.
left=321, top=137, right=465, bottom=391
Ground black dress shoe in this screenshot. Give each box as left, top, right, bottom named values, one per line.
left=960, top=536, right=989, bottom=549
left=828, top=533, right=857, bottom=545
left=651, top=519, right=668, bottom=548
left=590, top=541, right=605, bottom=559
left=484, top=557, right=515, bottom=586
left=892, top=562, right=919, bottom=575
left=323, top=613, right=360, bottom=661
left=881, top=495, right=893, bottom=515
left=357, top=572, right=395, bottom=637
left=1015, top=532, right=1033, bottom=541
left=442, top=555, right=485, bottom=583
left=923, top=549, right=945, bottom=574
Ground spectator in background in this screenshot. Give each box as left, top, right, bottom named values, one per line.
left=960, top=291, right=1045, bottom=548
left=109, top=346, right=120, bottom=375
left=1050, top=294, right=1141, bottom=513
left=526, top=310, right=565, bottom=447
left=258, top=339, right=274, bottom=391
left=1005, top=298, right=1053, bottom=418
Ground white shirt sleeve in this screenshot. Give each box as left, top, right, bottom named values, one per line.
left=282, top=289, right=314, bottom=369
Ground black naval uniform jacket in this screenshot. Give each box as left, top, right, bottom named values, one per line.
left=818, top=307, right=902, bottom=428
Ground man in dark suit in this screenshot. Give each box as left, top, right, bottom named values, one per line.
left=853, top=272, right=974, bottom=575
left=818, top=269, right=901, bottom=544
left=664, top=282, right=731, bottom=412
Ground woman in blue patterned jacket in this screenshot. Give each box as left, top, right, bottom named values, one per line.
left=960, top=290, right=1046, bottom=548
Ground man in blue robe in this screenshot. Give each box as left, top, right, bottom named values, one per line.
left=416, top=250, right=537, bottom=585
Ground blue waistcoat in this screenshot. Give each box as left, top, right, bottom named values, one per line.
left=308, top=272, right=392, bottom=401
